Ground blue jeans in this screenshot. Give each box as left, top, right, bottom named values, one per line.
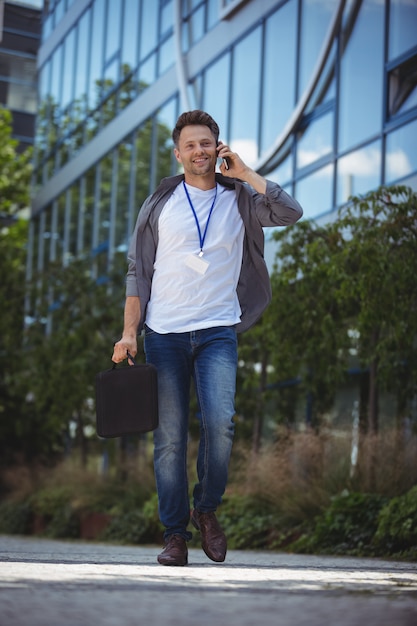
left=144, top=325, right=237, bottom=541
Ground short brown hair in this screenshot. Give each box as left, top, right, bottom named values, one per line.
left=172, top=110, right=220, bottom=147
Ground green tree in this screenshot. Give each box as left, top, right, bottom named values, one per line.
left=336, top=186, right=417, bottom=433
left=0, top=107, right=32, bottom=217
left=24, top=259, right=127, bottom=466
left=238, top=184, right=417, bottom=457
left=0, top=108, right=33, bottom=467
left=266, top=185, right=417, bottom=437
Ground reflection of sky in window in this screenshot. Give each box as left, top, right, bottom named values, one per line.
left=88, top=0, right=105, bottom=107
left=389, top=0, right=417, bottom=61
left=203, top=55, right=230, bottom=142
left=50, top=44, right=63, bottom=105
left=385, top=118, right=417, bottom=185
left=296, top=163, right=334, bottom=220
left=105, top=0, right=122, bottom=62
left=337, top=141, right=381, bottom=205
left=268, top=154, right=293, bottom=187
left=230, top=27, right=262, bottom=166
left=140, top=1, right=158, bottom=59
left=122, top=0, right=140, bottom=68
left=296, top=112, right=333, bottom=170
left=74, top=11, right=89, bottom=106
left=339, top=0, right=384, bottom=152
left=299, top=0, right=334, bottom=97
left=261, top=0, right=296, bottom=155
left=62, top=29, right=75, bottom=110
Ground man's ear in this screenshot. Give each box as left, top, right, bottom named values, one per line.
left=174, top=148, right=182, bottom=164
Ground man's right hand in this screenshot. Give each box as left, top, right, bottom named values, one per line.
left=112, top=338, right=137, bottom=364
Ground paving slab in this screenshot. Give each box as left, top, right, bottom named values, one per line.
left=0, top=535, right=416, bottom=626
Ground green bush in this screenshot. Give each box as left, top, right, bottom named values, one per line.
left=374, top=485, right=417, bottom=556
left=290, top=491, right=388, bottom=556
left=217, top=495, right=276, bottom=550
left=0, top=500, right=32, bottom=535
left=101, top=492, right=162, bottom=545
left=30, top=486, right=79, bottom=538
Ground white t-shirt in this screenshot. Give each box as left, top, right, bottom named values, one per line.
left=145, top=181, right=244, bottom=333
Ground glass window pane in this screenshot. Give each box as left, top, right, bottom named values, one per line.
left=159, top=35, right=175, bottom=76
left=50, top=43, right=63, bottom=112
left=338, top=0, right=384, bottom=152
left=388, top=53, right=417, bottom=119
left=98, top=154, right=113, bottom=244
left=389, top=0, right=417, bottom=61
left=121, top=0, right=140, bottom=71
left=54, top=194, right=66, bottom=265
left=134, top=120, right=152, bottom=208
left=268, top=152, right=293, bottom=187
left=207, top=0, right=219, bottom=29
left=103, top=57, right=118, bottom=96
left=230, top=27, right=262, bottom=166
left=296, top=111, right=333, bottom=171
left=299, top=0, right=334, bottom=97
left=88, top=0, right=105, bottom=111
left=115, top=139, right=133, bottom=253
left=337, top=140, right=381, bottom=205
left=296, top=163, right=334, bottom=220
left=161, top=0, right=174, bottom=35
left=68, top=186, right=78, bottom=261
left=61, top=28, right=75, bottom=112
left=138, top=54, right=156, bottom=92
left=261, top=0, right=297, bottom=155
left=187, top=5, right=205, bottom=47
left=140, top=1, right=158, bottom=59
left=105, top=0, right=121, bottom=62
left=202, top=54, right=231, bottom=143
left=82, top=168, right=95, bottom=254
left=42, top=208, right=52, bottom=270
left=155, top=99, right=177, bottom=183
left=1, top=78, right=37, bottom=113
left=385, top=118, right=417, bottom=185
left=74, top=9, right=90, bottom=118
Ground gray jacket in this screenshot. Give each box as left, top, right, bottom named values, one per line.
left=126, top=173, right=302, bottom=333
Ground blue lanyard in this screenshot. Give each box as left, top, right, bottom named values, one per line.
left=183, top=181, right=217, bottom=257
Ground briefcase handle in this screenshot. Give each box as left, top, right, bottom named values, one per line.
left=112, top=351, right=136, bottom=369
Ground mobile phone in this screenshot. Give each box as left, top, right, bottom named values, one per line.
left=217, top=141, right=229, bottom=170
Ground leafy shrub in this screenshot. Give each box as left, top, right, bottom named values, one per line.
left=101, top=492, right=162, bottom=545
left=44, top=505, right=80, bottom=539
left=290, top=491, right=388, bottom=556
left=217, top=494, right=276, bottom=550
left=0, top=500, right=32, bottom=535
left=374, top=485, right=417, bottom=556
left=30, top=485, right=73, bottom=518
left=30, top=485, right=79, bottom=538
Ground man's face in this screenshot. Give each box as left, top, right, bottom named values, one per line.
left=174, top=125, right=217, bottom=178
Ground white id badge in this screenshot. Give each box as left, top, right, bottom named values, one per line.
left=185, top=254, right=210, bottom=275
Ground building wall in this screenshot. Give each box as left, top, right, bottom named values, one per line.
left=0, top=0, right=41, bottom=147
left=27, top=0, right=417, bottom=305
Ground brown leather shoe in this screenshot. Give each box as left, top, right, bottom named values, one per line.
left=191, top=509, right=227, bottom=562
left=157, top=534, right=188, bottom=566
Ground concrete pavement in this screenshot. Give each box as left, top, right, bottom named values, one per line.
left=0, top=535, right=416, bottom=626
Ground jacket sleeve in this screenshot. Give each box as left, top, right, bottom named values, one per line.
left=253, top=180, right=303, bottom=227
left=125, top=195, right=153, bottom=297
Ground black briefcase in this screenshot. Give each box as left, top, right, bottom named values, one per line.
left=95, top=353, right=158, bottom=438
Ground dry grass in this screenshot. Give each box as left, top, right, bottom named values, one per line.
left=227, top=428, right=417, bottom=524
left=1, top=428, right=416, bottom=524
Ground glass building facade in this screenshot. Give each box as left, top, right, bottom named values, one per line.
left=27, top=0, right=417, bottom=323
left=0, top=0, right=41, bottom=147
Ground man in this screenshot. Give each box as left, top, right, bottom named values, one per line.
left=112, top=110, right=302, bottom=566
